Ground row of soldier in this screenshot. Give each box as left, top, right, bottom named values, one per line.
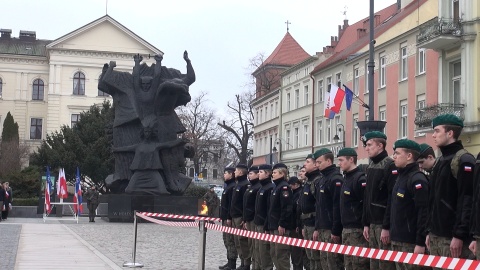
left=218, top=113, right=480, bottom=270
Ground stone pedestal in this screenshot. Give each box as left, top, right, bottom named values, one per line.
left=104, top=194, right=199, bottom=222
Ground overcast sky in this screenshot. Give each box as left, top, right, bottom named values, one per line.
left=1, top=0, right=394, bottom=115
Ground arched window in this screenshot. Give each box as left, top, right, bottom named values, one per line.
left=98, top=75, right=109, bottom=96
left=73, top=72, right=85, bottom=95
left=32, top=79, right=44, bottom=100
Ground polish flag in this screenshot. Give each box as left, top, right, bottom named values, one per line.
left=415, top=183, right=422, bottom=190
left=329, top=84, right=345, bottom=114
left=45, top=166, right=52, bottom=214
left=57, top=168, right=68, bottom=199
left=324, top=88, right=335, bottom=119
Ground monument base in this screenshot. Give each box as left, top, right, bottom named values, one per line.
left=104, top=194, right=199, bottom=222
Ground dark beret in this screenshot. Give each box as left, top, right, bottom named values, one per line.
left=419, top=143, right=432, bottom=155
left=337, top=147, right=358, bottom=157
left=236, top=164, right=248, bottom=170
left=224, top=167, right=235, bottom=173
left=361, top=131, right=387, bottom=143
left=273, top=163, right=288, bottom=170
left=432, top=114, right=464, bottom=128
left=288, top=176, right=301, bottom=185
left=258, top=164, right=272, bottom=171
left=248, top=165, right=259, bottom=172
left=393, top=139, right=421, bottom=152
left=306, top=154, right=315, bottom=160
left=313, top=148, right=332, bottom=159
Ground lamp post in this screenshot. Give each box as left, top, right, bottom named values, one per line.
left=333, top=123, right=346, bottom=148
left=269, top=137, right=273, bottom=164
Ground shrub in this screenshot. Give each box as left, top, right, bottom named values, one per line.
left=13, top=197, right=39, bottom=206
left=4, top=165, right=42, bottom=198
left=183, top=185, right=209, bottom=198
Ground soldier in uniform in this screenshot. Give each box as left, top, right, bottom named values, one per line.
left=203, top=186, right=219, bottom=218
left=220, top=167, right=238, bottom=270
left=361, top=131, right=397, bottom=270
left=231, top=164, right=251, bottom=270
left=298, top=166, right=307, bottom=184
left=243, top=166, right=262, bottom=270
left=470, top=152, right=480, bottom=260
left=390, top=139, right=429, bottom=270
left=417, top=143, right=437, bottom=176
left=300, top=154, right=322, bottom=270
left=288, top=176, right=304, bottom=270
left=85, top=186, right=100, bottom=222
left=267, top=163, right=294, bottom=270
left=337, top=148, right=369, bottom=270
left=254, top=164, right=275, bottom=270
left=313, top=148, right=344, bottom=270
left=427, top=114, right=475, bottom=264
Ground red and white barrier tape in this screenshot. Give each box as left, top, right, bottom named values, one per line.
left=136, top=212, right=198, bottom=228
left=136, top=211, right=480, bottom=270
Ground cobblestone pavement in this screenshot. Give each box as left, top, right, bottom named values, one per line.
left=0, top=223, right=21, bottom=270
left=66, top=220, right=229, bottom=270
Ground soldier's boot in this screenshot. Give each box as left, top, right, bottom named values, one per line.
left=218, top=262, right=228, bottom=269
left=235, top=261, right=245, bottom=270
left=227, top=259, right=237, bottom=270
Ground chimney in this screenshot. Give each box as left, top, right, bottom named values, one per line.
left=330, top=36, right=338, bottom=47
left=357, top=28, right=367, bottom=39
left=0, top=29, right=12, bottom=39
left=19, top=30, right=36, bottom=41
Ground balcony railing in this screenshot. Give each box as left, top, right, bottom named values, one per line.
left=415, top=103, right=465, bottom=128
left=417, top=18, right=462, bottom=45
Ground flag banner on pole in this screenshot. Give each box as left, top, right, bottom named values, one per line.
left=329, top=84, right=345, bottom=113
left=324, top=85, right=336, bottom=119
left=45, top=166, right=52, bottom=214
left=73, top=167, right=83, bottom=214
left=57, top=168, right=68, bottom=199
left=343, top=85, right=354, bottom=111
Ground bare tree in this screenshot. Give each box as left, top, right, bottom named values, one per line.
left=218, top=90, right=255, bottom=165
left=248, top=52, right=284, bottom=97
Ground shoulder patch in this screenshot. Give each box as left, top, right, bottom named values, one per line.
left=282, top=186, right=288, bottom=190
left=464, top=166, right=472, bottom=172
left=392, top=170, right=398, bottom=174
left=335, top=182, right=342, bottom=186
left=361, top=182, right=367, bottom=187
left=415, top=183, right=423, bottom=189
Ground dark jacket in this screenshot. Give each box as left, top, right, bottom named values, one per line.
left=243, top=179, right=261, bottom=222
left=428, top=141, right=475, bottom=241
left=230, top=174, right=250, bottom=218
left=315, top=165, right=343, bottom=236
left=266, top=178, right=294, bottom=231
left=85, top=189, right=99, bottom=205
left=471, top=153, right=480, bottom=238
left=254, top=178, right=275, bottom=227
left=340, top=167, right=366, bottom=229
left=362, top=150, right=397, bottom=229
left=390, top=163, right=429, bottom=246
left=292, top=186, right=302, bottom=229
left=299, top=169, right=322, bottom=228
left=220, top=179, right=236, bottom=221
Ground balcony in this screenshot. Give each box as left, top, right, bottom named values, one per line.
left=415, top=103, right=465, bottom=129
left=417, top=17, right=463, bottom=50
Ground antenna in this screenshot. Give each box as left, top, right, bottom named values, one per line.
left=106, top=0, right=108, bottom=15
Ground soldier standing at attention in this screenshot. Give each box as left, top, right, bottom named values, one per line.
left=426, top=114, right=475, bottom=264
left=313, top=148, right=344, bottom=270
left=288, top=176, right=304, bottom=270
left=230, top=164, right=251, bottom=270
left=242, top=166, right=262, bottom=270
left=254, top=164, right=275, bottom=270
left=361, top=131, right=396, bottom=270
left=337, top=148, right=369, bottom=270
left=416, top=143, right=437, bottom=175
left=300, top=154, right=322, bottom=270
left=470, top=152, right=480, bottom=260
left=85, top=186, right=99, bottom=222
left=220, top=167, right=238, bottom=270
left=267, top=163, right=294, bottom=270
left=298, top=166, right=307, bottom=185
left=390, top=139, right=429, bottom=270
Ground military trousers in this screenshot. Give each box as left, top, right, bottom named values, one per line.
left=254, top=224, right=273, bottom=270
left=290, top=229, right=305, bottom=270
left=342, top=228, right=369, bottom=270
left=318, top=229, right=344, bottom=270
left=428, top=233, right=472, bottom=270
left=303, top=226, right=321, bottom=270
left=245, top=221, right=259, bottom=270
left=232, top=217, right=250, bottom=265
left=368, top=224, right=395, bottom=270
left=391, top=241, right=427, bottom=270
left=269, top=229, right=291, bottom=270
left=223, top=220, right=238, bottom=260
left=476, top=239, right=480, bottom=260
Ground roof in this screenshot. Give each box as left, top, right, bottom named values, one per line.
left=262, top=32, right=310, bottom=67
left=0, top=38, right=51, bottom=57
left=311, top=1, right=425, bottom=75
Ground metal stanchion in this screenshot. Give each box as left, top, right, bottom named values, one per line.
left=123, top=210, right=144, bottom=268
left=198, top=220, right=207, bottom=270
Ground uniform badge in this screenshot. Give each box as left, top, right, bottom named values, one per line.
left=396, top=192, right=404, bottom=198
left=361, top=182, right=366, bottom=187
left=249, top=190, right=253, bottom=193
left=236, top=188, right=240, bottom=192
left=335, top=182, right=342, bottom=186
left=273, top=192, right=276, bottom=195
left=392, top=170, right=398, bottom=174
left=415, top=183, right=422, bottom=189
left=304, top=192, right=309, bottom=195
left=282, top=186, right=288, bottom=190
left=320, top=189, right=325, bottom=193
left=464, top=166, right=472, bottom=172
left=344, top=190, right=351, bottom=195
left=260, top=192, right=264, bottom=195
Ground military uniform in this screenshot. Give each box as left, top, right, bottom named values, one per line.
left=289, top=177, right=304, bottom=270
left=221, top=177, right=238, bottom=269
left=254, top=173, right=275, bottom=270
left=472, top=153, right=480, bottom=260
left=243, top=175, right=262, bottom=270
left=85, top=188, right=99, bottom=222
left=203, top=189, right=219, bottom=217
left=267, top=176, right=294, bottom=270
left=231, top=173, right=251, bottom=269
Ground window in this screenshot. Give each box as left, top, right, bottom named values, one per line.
left=30, top=118, right=43, bottom=139
left=326, top=119, right=331, bottom=143
left=400, top=100, right=408, bottom=138
left=256, top=111, right=259, bottom=125
left=189, top=168, right=194, bottom=177
left=32, top=79, right=44, bottom=100
left=265, top=106, right=268, bottom=121
left=287, top=93, right=291, bottom=111
left=335, top=116, right=341, bottom=141
left=0, top=78, right=2, bottom=98
left=212, top=169, right=218, bottom=179
left=365, top=110, right=369, bottom=121
left=259, top=138, right=263, bottom=154
left=326, top=77, right=332, bottom=90
left=353, top=66, right=359, bottom=95
left=335, top=72, right=342, bottom=85
left=260, top=109, right=263, bottom=123
left=294, top=127, right=299, bottom=148
left=213, top=153, right=219, bottom=163
left=418, top=48, right=426, bottom=74
left=73, top=72, right=85, bottom=95
left=317, top=80, right=324, bottom=103
left=303, top=125, right=309, bottom=146
left=453, top=0, right=459, bottom=21
left=270, top=103, right=274, bottom=119
left=400, top=44, right=408, bottom=80
left=379, top=54, right=386, bottom=88
left=304, top=85, right=309, bottom=106
left=417, top=94, right=426, bottom=110
left=353, top=114, right=359, bottom=147
left=452, top=61, right=461, bottom=104
left=379, top=106, right=386, bottom=134
left=275, top=101, right=278, bottom=117
left=295, top=89, right=300, bottom=109
left=71, top=114, right=81, bottom=127
left=285, top=129, right=291, bottom=150
left=316, top=120, right=323, bottom=145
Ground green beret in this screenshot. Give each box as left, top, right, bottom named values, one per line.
left=337, top=147, right=358, bottom=157
left=313, top=148, right=332, bottom=159
left=305, top=154, right=315, bottom=160
left=419, top=143, right=432, bottom=155
left=432, top=114, right=464, bottom=128
left=393, top=139, right=421, bottom=152
left=361, top=131, right=387, bottom=142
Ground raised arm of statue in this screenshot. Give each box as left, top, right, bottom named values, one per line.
left=183, top=50, right=196, bottom=86
left=154, top=54, right=163, bottom=77
left=113, top=144, right=139, bottom=153
left=133, top=54, right=143, bottom=91
left=155, top=137, right=188, bottom=151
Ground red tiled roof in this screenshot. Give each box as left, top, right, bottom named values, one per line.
left=263, top=32, right=310, bottom=66
left=311, top=0, right=426, bottom=75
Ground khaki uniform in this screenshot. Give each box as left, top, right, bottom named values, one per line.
left=303, top=226, right=321, bottom=270
left=245, top=221, right=259, bottom=270
left=428, top=234, right=472, bottom=270
left=318, top=229, right=343, bottom=270
left=269, top=230, right=291, bottom=270
left=342, top=228, right=369, bottom=270
left=369, top=224, right=395, bottom=270
left=255, top=224, right=273, bottom=270
left=223, top=220, right=238, bottom=260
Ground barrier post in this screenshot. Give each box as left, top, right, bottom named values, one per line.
left=198, top=220, right=207, bottom=270
left=123, top=210, right=144, bottom=268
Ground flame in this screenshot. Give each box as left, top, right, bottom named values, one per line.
left=200, top=201, right=209, bottom=215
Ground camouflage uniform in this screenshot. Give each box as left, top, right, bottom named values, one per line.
left=342, top=228, right=369, bottom=270
left=318, top=229, right=344, bottom=270
left=221, top=178, right=238, bottom=265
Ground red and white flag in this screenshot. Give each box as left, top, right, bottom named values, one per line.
left=45, top=166, right=52, bottom=214
left=57, top=168, right=68, bottom=199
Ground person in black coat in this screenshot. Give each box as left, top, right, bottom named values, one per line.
left=2, top=182, right=12, bottom=220
left=0, top=182, right=4, bottom=222
left=219, top=167, right=238, bottom=270
left=288, top=176, right=304, bottom=270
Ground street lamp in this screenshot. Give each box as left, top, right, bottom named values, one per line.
left=333, top=123, right=346, bottom=148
